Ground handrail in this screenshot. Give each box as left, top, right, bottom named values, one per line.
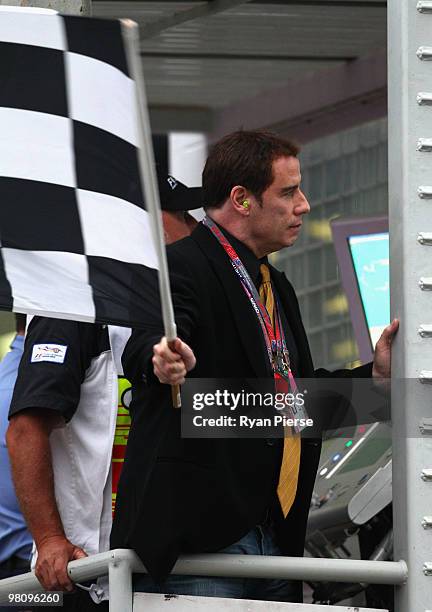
left=0, top=549, right=408, bottom=609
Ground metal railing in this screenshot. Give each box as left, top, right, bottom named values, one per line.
left=0, top=549, right=408, bottom=612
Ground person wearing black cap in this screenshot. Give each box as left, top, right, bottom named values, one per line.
left=6, top=175, right=201, bottom=611
left=158, top=175, right=201, bottom=244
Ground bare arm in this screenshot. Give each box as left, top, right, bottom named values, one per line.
left=6, top=409, right=86, bottom=591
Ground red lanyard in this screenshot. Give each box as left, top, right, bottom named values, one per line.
left=203, top=217, right=295, bottom=386
left=203, top=217, right=309, bottom=432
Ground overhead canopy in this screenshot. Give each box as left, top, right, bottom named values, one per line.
left=93, top=1, right=387, bottom=139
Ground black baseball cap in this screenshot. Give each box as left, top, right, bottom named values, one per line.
left=158, top=174, right=202, bottom=212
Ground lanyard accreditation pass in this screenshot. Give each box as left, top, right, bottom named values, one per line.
left=203, top=216, right=308, bottom=432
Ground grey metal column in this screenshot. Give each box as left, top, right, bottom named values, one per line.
left=108, top=554, right=133, bottom=612
left=0, top=0, right=91, bottom=15
left=388, top=0, right=432, bottom=610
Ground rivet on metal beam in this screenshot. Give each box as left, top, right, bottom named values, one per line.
left=424, top=562, right=432, bottom=575
left=422, top=517, right=432, bottom=529
left=419, top=278, right=432, bottom=290
left=417, top=0, right=432, bottom=12
left=418, top=233, right=432, bottom=245
left=420, top=418, right=432, bottom=435
left=417, top=92, right=432, bottom=105
left=420, top=371, right=432, bottom=383
left=417, top=47, right=432, bottom=60
left=421, top=468, right=432, bottom=481
left=419, top=325, right=432, bottom=337
left=417, top=138, right=432, bottom=151
left=418, top=186, right=432, bottom=198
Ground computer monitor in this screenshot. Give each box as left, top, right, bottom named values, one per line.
left=331, top=216, right=389, bottom=363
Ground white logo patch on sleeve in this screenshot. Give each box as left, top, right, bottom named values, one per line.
left=31, top=344, right=68, bottom=364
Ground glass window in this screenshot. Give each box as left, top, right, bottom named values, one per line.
left=378, top=142, right=387, bottom=183
left=304, top=207, right=323, bottom=245
left=365, top=146, right=378, bottom=186
left=342, top=154, right=357, bottom=193
left=324, top=244, right=338, bottom=282
left=278, top=117, right=388, bottom=369
left=323, top=200, right=341, bottom=225
left=308, top=331, right=324, bottom=366
left=325, top=158, right=340, bottom=198
left=308, top=164, right=323, bottom=202
left=297, top=294, right=308, bottom=327
left=308, top=290, right=323, bottom=328
left=324, top=286, right=349, bottom=324
left=307, top=250, right=323, bottom=288
left=291, top=253, right=306, bottom=291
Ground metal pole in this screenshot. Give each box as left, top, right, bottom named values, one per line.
left=172, top=554, right=408, bottom=585
left=388, top=0, right=432, bottom=610
left=108, top=553, right=133, bottom=612
left=121, top=18, right=181, bottom=407
left=120, top=19, right=177, bottom=343
left=0, top=550, right=408, bottom=604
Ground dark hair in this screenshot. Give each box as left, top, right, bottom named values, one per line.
left=15, top=313, right=26, bottom=334
left=202, top=130, right=300, bottom=209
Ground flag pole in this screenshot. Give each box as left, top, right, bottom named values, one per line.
left=121, top=19, right=181, bottom=408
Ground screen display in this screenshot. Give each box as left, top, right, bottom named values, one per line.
left=348, top=232, right=390, bottom=349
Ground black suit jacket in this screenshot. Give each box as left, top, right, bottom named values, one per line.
left=110, top=223, right=372, bottom=595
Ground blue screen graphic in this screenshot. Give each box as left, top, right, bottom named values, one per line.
left=348, top=232, right=390, bottom=348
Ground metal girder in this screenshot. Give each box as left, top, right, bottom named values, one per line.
left=388, top=0, right=432, bottom=610
left=94, top=0, right=386, bottom=5
left=0, top=549, right=408, bottom=605
left=139, top=0, right=250, bottom=39
left=149, top=106, right=214, bottom=133
left=250, top=0, right=386, bottom=6
left=209, top=49, right=386, bottom=142
left=140, top=52, right=355, bottom=61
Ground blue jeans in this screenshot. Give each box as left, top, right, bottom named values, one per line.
left=134, top=523, right=299, bottom=601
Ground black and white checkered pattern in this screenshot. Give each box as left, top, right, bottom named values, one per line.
left=0, top=12, right=160, bottom=328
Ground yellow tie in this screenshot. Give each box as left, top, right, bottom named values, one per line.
left=259, top=263, right=274, bottom=328
left=259, top=264, right=301, bottom=518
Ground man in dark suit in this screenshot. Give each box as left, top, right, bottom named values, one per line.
left=111, top=130, right=398, bottom=602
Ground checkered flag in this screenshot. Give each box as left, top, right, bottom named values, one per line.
left=0, top=10, right=167, bottom=330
